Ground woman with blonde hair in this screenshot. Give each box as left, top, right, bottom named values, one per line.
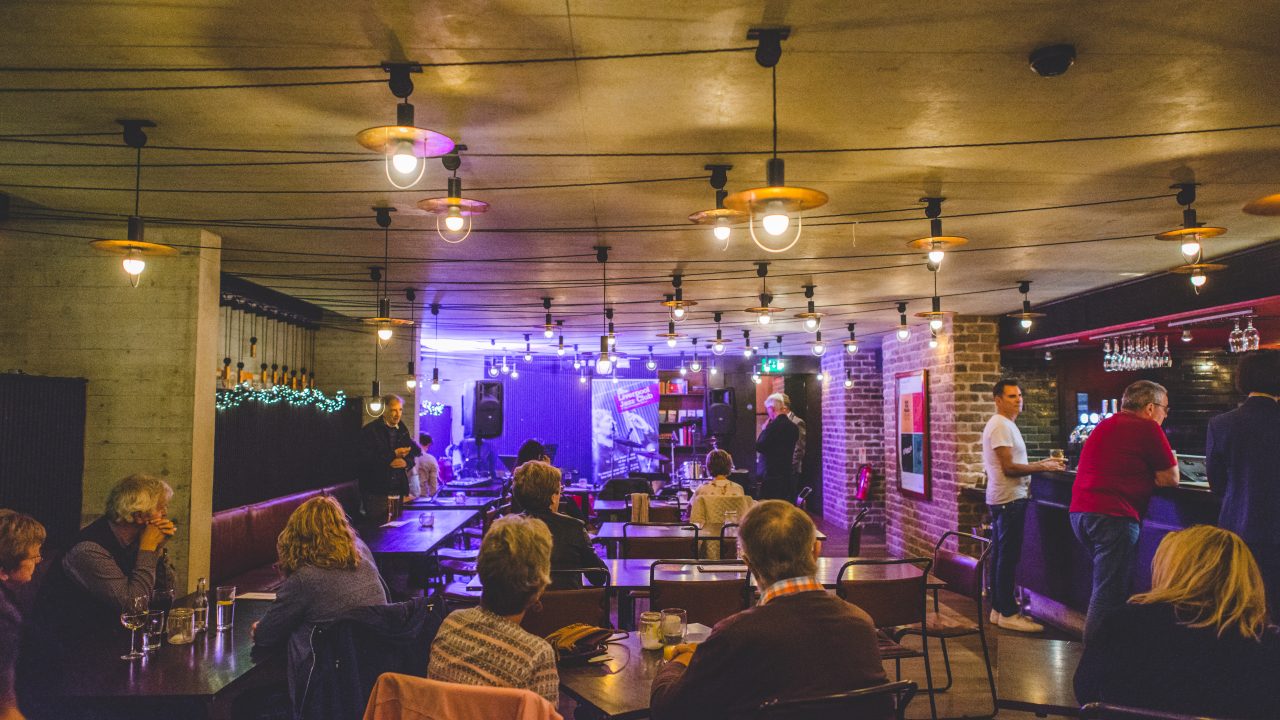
left=252, top=496, right=388, bottom=707
left=1, top=510, right=45, bottom=720
left=1075, top=525, right=1280, bottom=718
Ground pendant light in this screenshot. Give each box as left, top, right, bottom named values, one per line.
left=1156, top=183, right=1225, bottom=262
left=428, top=303, right=443, bottom=392
left=1006, top=281, right=1047, bottom=332
left=595, top=246, right=614, bottom=375
left=646, top=345, right=657, bottom=371
left=896, top=302, right=911, bottom=342
left=606, top=309, right=618, bottom=348
left=688, top=164, right=746, bottom=248
left=90, top=120, right=176, bottom=287
left=742, top=329, right=755, bottom=358
left=362, top=208, right=413, bottom=346
left=929, top=329, right=940, bottom=349
left=1243, top=193, right=1280, bottom=216
left=541, top=298, right=556, bottom=338
left=417, top=147, right=488, bottom=244
left=689, top=338, right=703, bottom=372
left=724, top=28, right=828, bottom=254
left=355, top=62, right=454, bottom=189
left=522, top=333, right=534, bottom=363
left=711, top=312, right=727, bottom=355
left=907, top=197, right=967, bottom=270
left=843, top=370, right=854, bottom=389
left=843, top=323, right=860, bottom=354
left=403, top=288, right=419, bottom=390
left=774, top=335, right=787, bottom=370
left=661, top=273, right=697, bottom=322
left=745, top=262, right=784, bottom=325
left=678, top=351, right=688, bottom=376
left=365, top=304, right=386, bottom=418
left=794, top=284, right=823, bottom=332
left=809, top=331, right=827, bottom=356
left=556, top=320, right=567, bottom=356
left=915, top=271, right=955, bottom=333
left=657, top=320, right=684, bottom=348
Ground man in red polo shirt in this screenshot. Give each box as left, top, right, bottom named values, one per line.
left=1070, top=380, right=1179, bottom=641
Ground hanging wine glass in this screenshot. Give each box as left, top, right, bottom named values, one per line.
left=1161, top=336, right=1172, bottom=367
left=1229, top=319, right=1244, bottom=353
left=1244, top=318, right=1261, bottom=351
left=1102, top=339, right=1112, bottom=372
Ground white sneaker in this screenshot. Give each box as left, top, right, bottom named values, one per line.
left=997, top=614, right=1045, bottom=633
left=989, top=609, right=1000, bottom=625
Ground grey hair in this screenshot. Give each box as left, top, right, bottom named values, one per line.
left=478, top=515, right=552, bottom=615
left=381, top=394, right=404, bottom=407
left=513, top=460, right=562, bottom=512
left=764, top=393, right=790, bottom=411
left=739, top=500, right=817, bottom=586
left=1121, top=380, right=1168, bottom=411
left=105, top=474, right=174, bottom=524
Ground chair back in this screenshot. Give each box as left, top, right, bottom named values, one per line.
left=795, top=486, right=813, bottom=509
left=622, top=522, right=698, bottom=559
left=719, top=523, right=739, bottom=560
left=364, top=673, right=561, bottom=720
left=848, top=506, right=871, bottom=555
left=932, top=531, right=989, bottom=602
left=649, top=560, right=750, bottom=627
left=836, top=557, right=932, bottom=629
left=1079, top=703, right=1220, bottom=720
left=691, top=495, right=755, bottom=559
left=522, top=568, right=612, bottom=637
left=755, top=680, right=917, bottom=720
left=648, top=504, right=682, bottom=524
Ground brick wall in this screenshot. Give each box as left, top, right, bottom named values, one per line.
left=820, top=347, right=886, bottom=532
left=881, top=316, right=1001, bottom=559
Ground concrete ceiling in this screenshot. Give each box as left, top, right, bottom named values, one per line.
left=3, top=1, right=1280, bottom=356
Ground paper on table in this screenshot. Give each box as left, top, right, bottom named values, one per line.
left=697, top=564, right=749, bottom=573
left=380, top=520, right=412, bottom=528
left=236, top=592, right=277, bottom=601
left=686, top=623, right=713, bottom=642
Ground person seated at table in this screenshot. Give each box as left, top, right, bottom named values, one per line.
left=692, top=450, right=744, bottom=500
left=252, top=496, right=389, bottom=708
left=516, top=438, right=551, bottom=466
left=1074, top=525, right=1280, bottom=718
left=35, top=474, right=176, bottom=636
left=514, top=461, right=606, bottom=589
left=1, top=510, right=45, bottom=720
left=650, top=500, right=887, bottom=719
left=428, top=515, right=559, bottom=703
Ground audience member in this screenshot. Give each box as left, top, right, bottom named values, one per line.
left=755, top=394, right=800, bottom=501
left=428, top=516, right=559, bottom=703
left=1070, top=380, right=1179, bottom=641
left=516, top=438, right=551, bottom=466
left=411, top=433, right=440, bottom=499
left=513, top=461, right=605, bottom=589
left=650, top=501, right=887, bottom=719
left=1207, top=349, right=1280, bottom=617
left=783, top=393, right=807, bottom=488
left=1075, top=525, right=1280, bottom=718
left=252, top=496, right=389, bottom=709
left=692, top=450, right=744, bottom=500
left=0, top=510, right=44, bottom=720
left=357, top=395, right=420, bottom=520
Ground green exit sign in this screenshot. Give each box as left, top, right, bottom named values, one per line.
left=760, top=357, right=787, bottom=374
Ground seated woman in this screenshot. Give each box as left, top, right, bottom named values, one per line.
left=252, top=496, right=388, bottom=707
left=690, top=450, right=752, bottom=560
left=514, top=461, right=606, bottom=588
left=428, top=515, right=559, bottom=703
left=693, top=450, right=745, bottom=500
left=1, top=510, right=45, bottom=720
left=1075, top=525, right=1280, bottom=718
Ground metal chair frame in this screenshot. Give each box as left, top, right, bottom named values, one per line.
left=522, top=567, right=613, bottom=637
left=647, top=559, right=752, bottom=628
left=1080, top=702, right=1224, bottom=720
left=620, top=522, right=700, bottom=559
left=756, top=679, right=918, bottom=720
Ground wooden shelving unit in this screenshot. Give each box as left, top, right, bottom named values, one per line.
left=658, top=369, right=708, bottom=458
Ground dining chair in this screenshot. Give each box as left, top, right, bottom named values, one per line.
left=690, top=494, right=755, bottom=559
left=837, top=557, right=937, bottom=720
left=894, top=531, right=995, bottom=715
left=754, top=680, right=918, bottom=720
left=626, top=493, right=683, bottom=523
left=719, top=523, right=739, bottom=560
left=621, top=522, right=699, bottom=559
left=648, top=559, right=750, bottom=628
left=363, top=673, right=561, bottom=720
left=848, top=506, right=871, bottom=556
left=1079, top=703, right=1222, bottom=720
left=521, top=568, right=613, bottom=638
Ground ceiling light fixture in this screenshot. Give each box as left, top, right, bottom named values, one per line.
left=356, top=62, right=454, bottom=189
left=523, top=333, right=533, bottom=362
left=688, top=164, right=746, bottom=248
left=1181, top=329, right=1194, bottom=343
left=417, top=147, right=488, bottom=244
left=896, top=302, right=911, bottom=342
left=661, top=272, right=696, bottom=322
left=429, top=303, right=443, bottom=392
left=810, top=331, right=827, bottom=356
left=658, top=319, right=683, bottom=348
left=404, top=288, right=418, bottom=389
left=843, top=370, right=854, bottom=389
left=915, top=269, right=956, bottom=332
left=541, top=298, right=555, bottom=338
left=710, top=312, right=727, bottom=355
left=907, top=197, right=967, bottom=271
left=774, top=335, right=787, bottom=370
left=1156, top=183, right=1226, bottom=263
left=794, top=284, right=824, bottom=332
left=689, top=338, right=703, bottom=372
left=1007, top=280, right=1047, bottom=333
left=362, top=208, right=413, bottom=346
left=595, top=246, right=614, bottom=374
left=90, top=120, right=176, bottom=287
left=745, top=262, right=784, bottom=325
left=742, top=329, right=755, bottom=358
left=844, top=323, right=859, bottom=354
left=646, top=345, right=657, bottom=371
left=723, top=27, right=827, bottom=254
left=556, top=321, right=566, bottom=356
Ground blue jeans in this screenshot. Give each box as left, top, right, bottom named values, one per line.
left=988, top=499, right=1029, bottom=617
left=1070, top=512, right=1140, bottom=642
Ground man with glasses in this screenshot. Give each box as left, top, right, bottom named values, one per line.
left=1070, top=380, right=1179, bottom=641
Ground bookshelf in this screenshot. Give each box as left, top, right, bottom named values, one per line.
left=658, top=369, right=708, bottom=458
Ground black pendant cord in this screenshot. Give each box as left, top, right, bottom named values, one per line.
left=134, top=146, right=142, bottom=216
left=601, top=258, right=607, bottom=335
left=771, top=65, right=778, bottom=159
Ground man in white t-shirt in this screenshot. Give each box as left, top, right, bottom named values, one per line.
left=982, top=379, right=1064, bottom=632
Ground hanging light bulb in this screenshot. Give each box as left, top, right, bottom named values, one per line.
left=1180, top=239, right=1201, bottom=259
left=579, top=373, right=587, bottom=385
left=430, top=367, right=441, bottom=392
left=522, top=333, right=533, bottom=363
left=390, top=139, right=419, bottom=175
left=595, top=335, right=613, bottom=374
left=751, top=373, right=762, bottom=385
left=405, top=360, right=417, bottom=390
left=1182, top=329, right=1193, bottom=343
left=646, top=345, right=657, bottom=371
left=896, top=302, right=911, bottom=342
left=761, top=199, right=790, bottom=236
left=742, top=330, right=754, bottom=358
left=557, top=339, right=566, bottom=357
left=1157, top=183, right=1225, bottom=265
left=690, top=350, right=703, bottom=372
left=377, top=322, right=394, bottom=344
left=795, top=286, right=824, bottom=333
left=356, top=66, right=453, bottom=189
left=500, top=357, right=511, bottom=375
left=510, top=366, right=520, bottom=380
left=709, top=364, right=718, bottom=376
left=929, top=330, right=940, bottom=349
left=661, top=274, right=696, bottom=323
left=930, top=317, right=944, bottom=332
left=365, top=380, right=385, bottom=417
left=758, top=312, right=772, bottom=326
left=816, top=371, right=826, bottom=383
left=689, top=165, right=747, bottom=248
left=544, top=326, right=555, bottom=339
left=1190, top=269, right=1207, bottom=288
left=844, top=323, right=859, bottom=354
left=443, top=205, right=465, bottom=233
left=843, top=370, right=854, bottom=389
left=713, top=217, right=732, bottom=242
left=908, top=198, right=968, bottom=271
left=927, top=247, right=945, bottom=266
left=679, top=365, right=688, bottom=376
left=122, top=248, right=146, bottom=278
left=1007, top=281, right=1047, bottom=334
left=810, top=331, right=827, bottom=356
left=712, top=338, right=726, bottom=355
left=487, top=362, right=499, bottom=378
left=91, top=121, right=178, bottom=287
left=804, top=317, right=819, bottom=332
left=659, top=319, right=682, bottom=348
left=419, top=168, right=487, bottom=244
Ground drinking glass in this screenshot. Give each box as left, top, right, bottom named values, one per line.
left=140, top=611, right=165, bottom=653
left=1245, top=318, right=1261, bottom=351
left=215, top=585, right=236, bottom=631
left=454, top=491, right=466, bottom=505
left=1230, top=319, right=1244, bottom=353
left=660, top=608, right=687, bottom=645
left=120, top=595, right=148, bottom=660
left=639, top=611, right=664, bottom=650
left=150, top=587, right=175, bottom=624
left=166, top=608, right=196, bottom=645
left=418, top=512, right=435, bottom=529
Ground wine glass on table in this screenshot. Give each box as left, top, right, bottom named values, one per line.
left=120, top=595, right=148, bottom=661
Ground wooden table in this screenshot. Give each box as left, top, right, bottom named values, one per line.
left=360, top=508, right=478, bottom=556
left=60, top=598, right=278, bottom=719
left=405, top=495, right=497, bottom=511
left=601, top=557, right=942, bottom=590
left=996, top=635, right=1083, bottom=717
left=591, top=521, right=827, bottom=558
left=558, top=633, right=665, bottom=719
left=591, top=499, right=679, bottom=522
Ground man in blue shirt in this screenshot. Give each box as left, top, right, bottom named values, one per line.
left=1206, top=349, right=1280, bottom=616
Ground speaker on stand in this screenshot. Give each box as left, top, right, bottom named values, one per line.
left=474, top=381, right=504, bottom=439
left=708, top=388, right=735, bottom=437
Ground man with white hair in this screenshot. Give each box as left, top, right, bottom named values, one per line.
left=357, top=394, right=420, bottom=520
left=755, top=393, right=799, bottom=501
left=650, top=501, right=885, bottom=718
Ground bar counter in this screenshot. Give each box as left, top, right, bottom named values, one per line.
left=1018, top=470, right=1221, bottom=634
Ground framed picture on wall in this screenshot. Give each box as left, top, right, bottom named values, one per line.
left=895, top=369, right=931, bottom=501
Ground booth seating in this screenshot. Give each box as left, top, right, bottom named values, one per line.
left=210, top=482, right=359, bottom=591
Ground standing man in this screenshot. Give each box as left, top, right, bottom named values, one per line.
left=1070, top=380, right=1179, bottom=641
left=982, top=379, right=1064, bottom=632
left=784, top=393, right=807, bottom=496
left=357, top=395, right=420, bottom=521
left=755, top=393, right=799, bottom=502
left=411, top=433, right=439, bottom=499
left=1206, top=349, right=1280, bottom=616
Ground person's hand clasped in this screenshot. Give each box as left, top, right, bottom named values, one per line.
left=390, top=458, right=407, bottom=469
left=663, top=642, right=699, bottom=666
left=394, top=446, right=411, bottom=458
left=139, top=518, right=176, bottom=552
left=1039, top=458, right=1067, bottom=472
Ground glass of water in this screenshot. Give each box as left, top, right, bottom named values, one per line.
left=660, top=608, right=687, bottom=645
left=215, top=585, right=236, bottom=631
left=140, top=611, right=165, bottom=653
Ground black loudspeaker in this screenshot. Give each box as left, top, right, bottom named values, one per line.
left=474, top=381, right=504, bottom=439
left=708, top=388, right=735, bottom=436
